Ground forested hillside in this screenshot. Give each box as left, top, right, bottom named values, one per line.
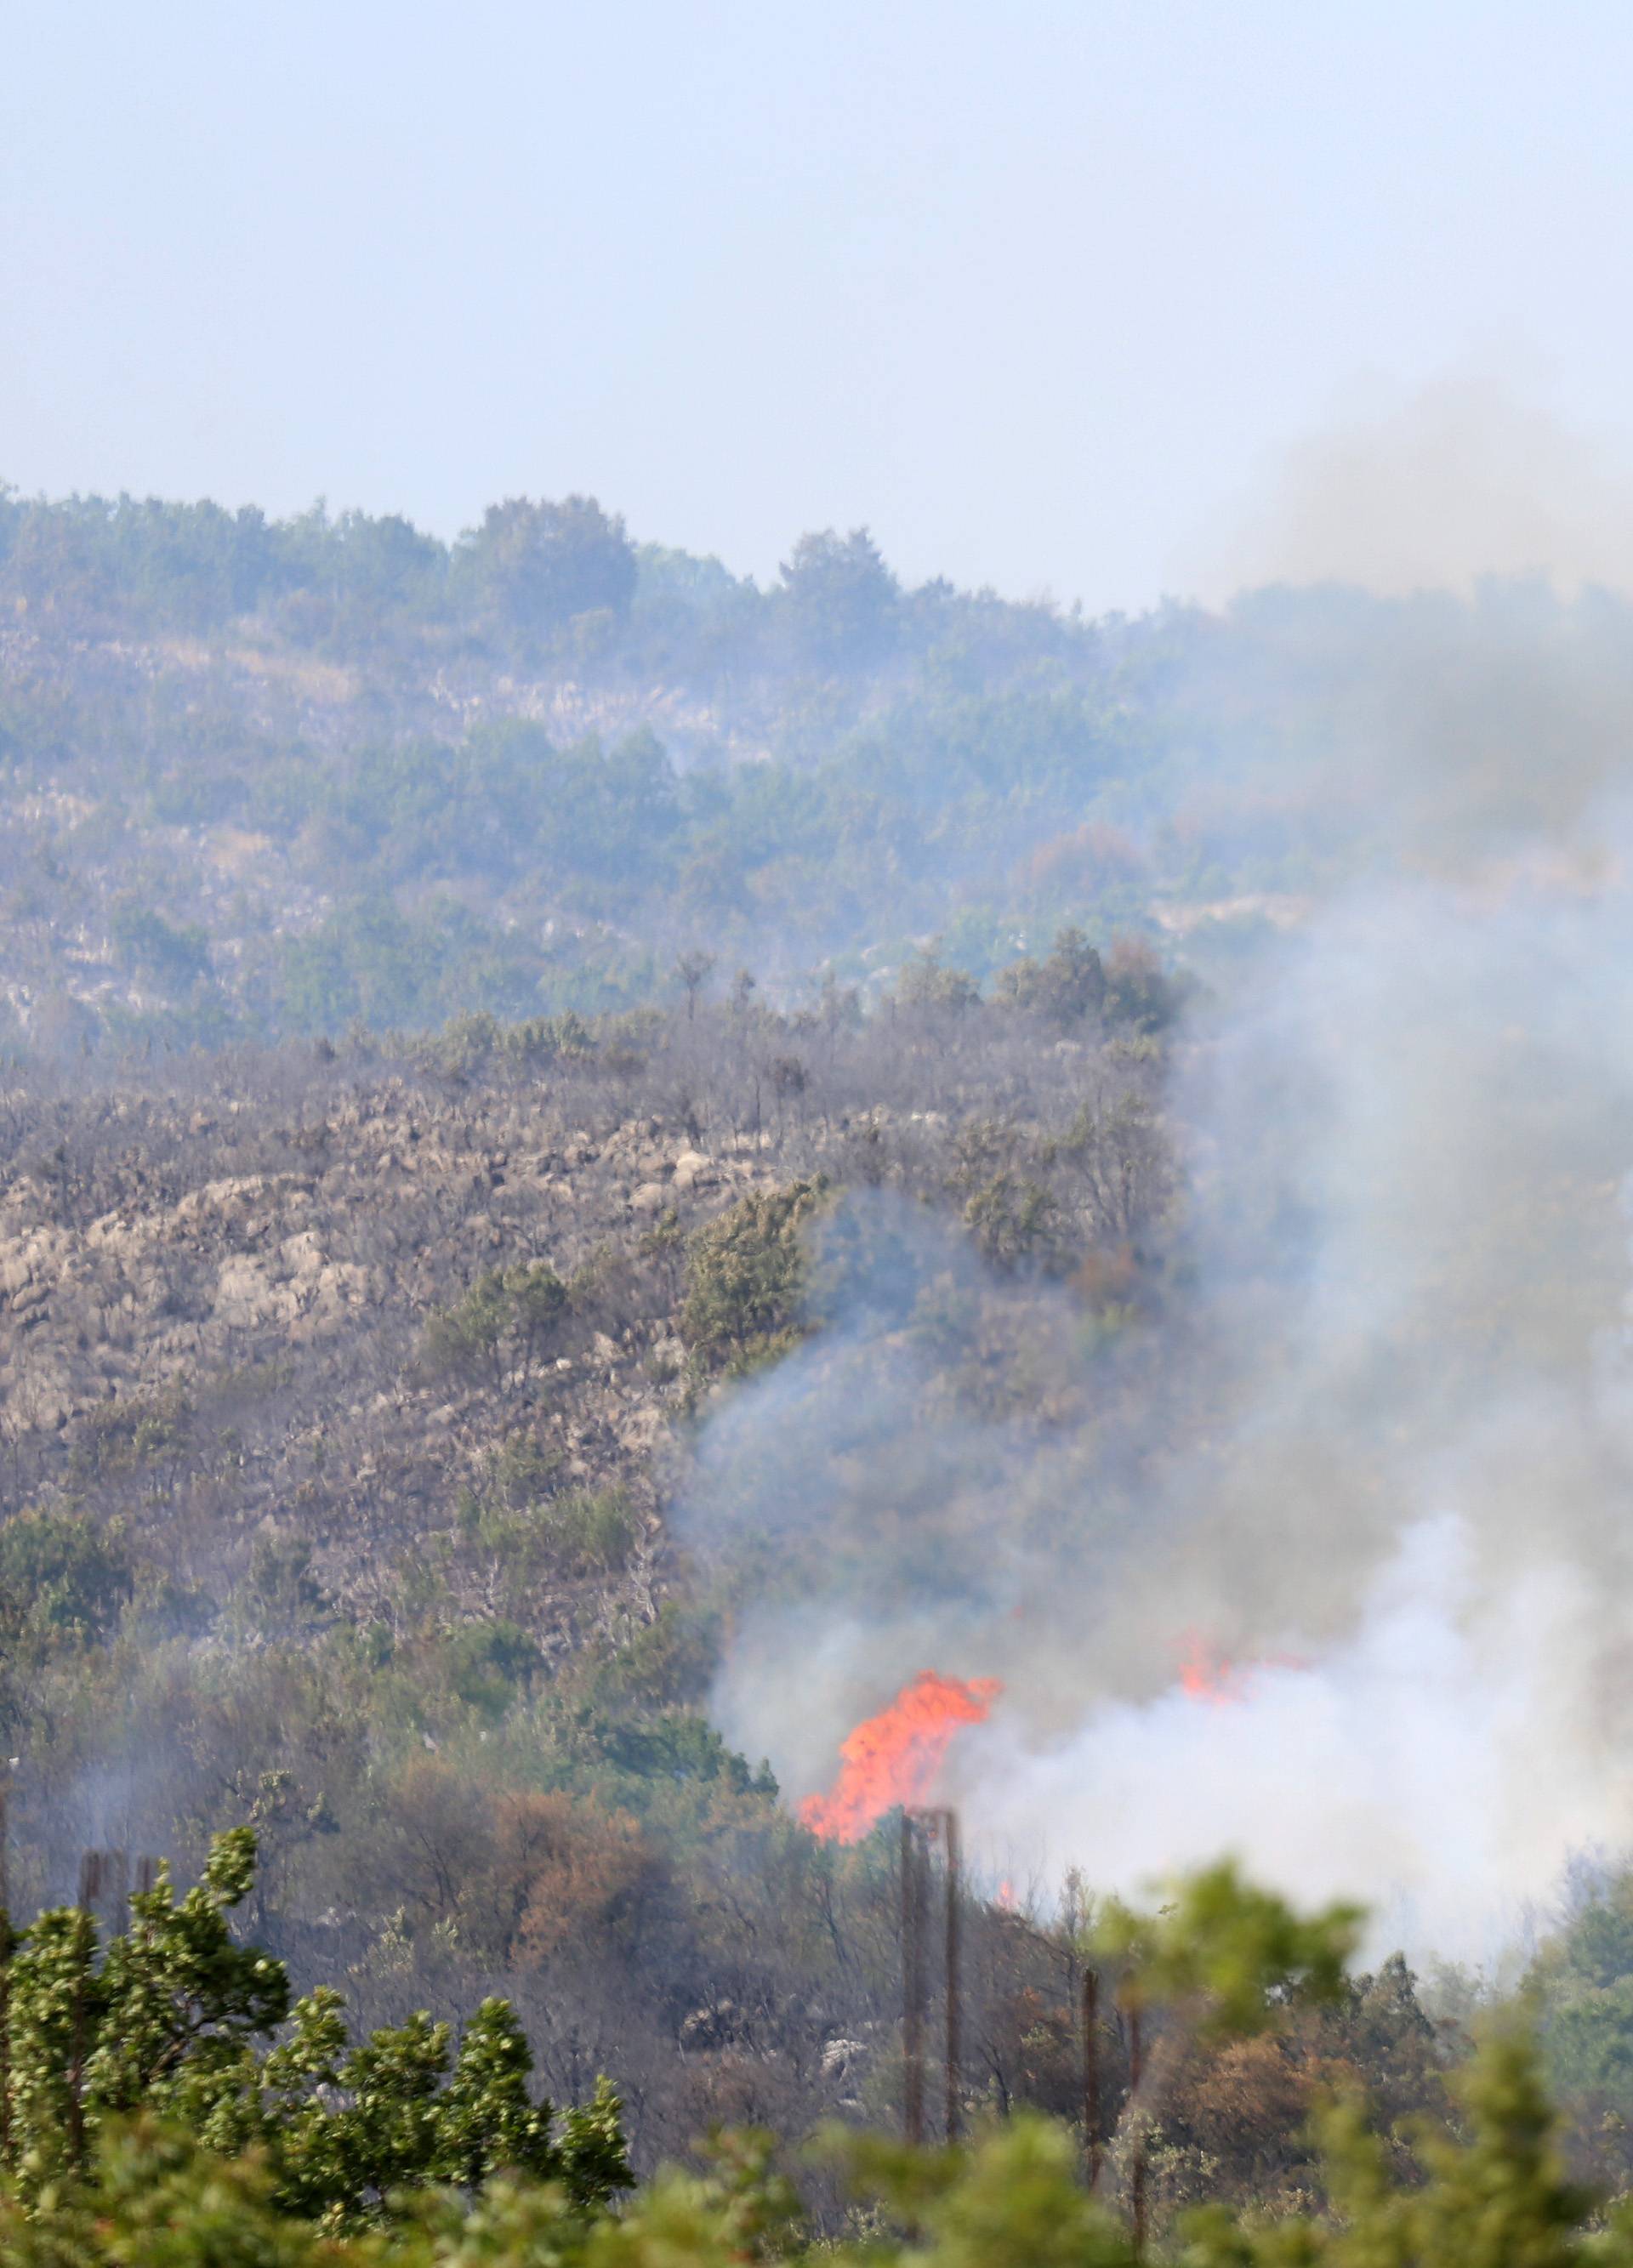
left=0, top=480, right=1494, bottom=1052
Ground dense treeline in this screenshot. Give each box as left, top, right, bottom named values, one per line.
left=0, top=1825, right=630, bottom=2220
left=3, top=480, right=1624, bottom=1056
left=0, top=480, right=1348, bottom=1055
left=0, top=489, right=1083, bottom=677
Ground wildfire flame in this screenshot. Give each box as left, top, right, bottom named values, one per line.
left=1178, top=1633, right=1306, bottom=1705
left=1178, top=1634, right=1249, bottom=1706
left=799, top=1669, right=1003, bottom=1844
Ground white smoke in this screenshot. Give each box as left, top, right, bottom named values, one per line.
left=964, top=1515, right=1620, bottom=1967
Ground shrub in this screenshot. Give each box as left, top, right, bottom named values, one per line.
left=242, top=1532, right=331, bottom=1634
left=0, top=1507, right=134, bottom=1643
left=444, top=1619, right=543, bottom=1719
left=680, top=1179, right=829, bottom=1380
left=422, top=1263, right=570, bottom=1384
left=461, top=1482, right=641, bottom=1586
left=963, top=1171, right=1063, bottom=1271
left=71, top=1390, right=193, bottom=1481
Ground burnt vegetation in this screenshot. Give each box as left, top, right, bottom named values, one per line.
left=0, top=969, right=1528, bottom=2218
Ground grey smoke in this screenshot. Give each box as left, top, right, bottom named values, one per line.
left=681, top=583, right=1633, bottom=1964
left=1192, top=373, right=1633, bottom=605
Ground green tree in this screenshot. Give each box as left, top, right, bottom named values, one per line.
left=777, top=528, right=900, bottom=671
left=896, top=951, right=981, bottom=1019
left=455, top=497, right=636, bottom=644
left=1097, top=1858, right=1363, bottom=2036
left=993, top=926, right=1107, bottom=1024
left=9, top=1827, right=286, bottom=2181
left=422, top=1262, right=571, bottom=1387
left=0, top=1508, right=134, bottom=1646
left=679, top=1179, right=829, bottom=1380
left=0, top=1827, right=631, bottom=2226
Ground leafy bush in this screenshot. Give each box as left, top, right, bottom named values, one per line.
left=0, top=1507, right=134, bottom=1642
left=579, top=1601, right=721, bottom=1713
left=540, top=1487, right=643, bottom=1576
left=458, top=1471, right=641, bottom=1586
left=963, top=1170, right=1063, bottom=1271
left=444, top=1619, right=543, bottom=1719
left=422, top=1263, right=570, bottom=1384
left=595, top=1710, right=777, bottom=1798
left=680, top=1179, right=830, bottom=1380
left=71, top=1390, right=193, bottom=1481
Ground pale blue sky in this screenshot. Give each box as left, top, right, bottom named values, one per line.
left=4, top=1, right=1632, bottom=611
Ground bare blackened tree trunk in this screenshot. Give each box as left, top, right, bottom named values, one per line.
left=1083, top=1965, right=1101, bottom=2186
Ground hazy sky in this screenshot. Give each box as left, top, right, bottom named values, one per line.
left=5, top=1, right=1633, bottom=611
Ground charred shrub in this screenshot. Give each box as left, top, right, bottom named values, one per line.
left=242, top=1531, right=332, bottom=1634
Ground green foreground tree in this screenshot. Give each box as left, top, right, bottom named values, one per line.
left=0, top=1826, right=629, bottom=2225
left=0, top=1843, right=1627, bottom=2268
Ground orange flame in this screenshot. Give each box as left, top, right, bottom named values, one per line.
left=799, top=1670, right=1003, bottom=1844
left=1178, top=1634, right=1249, bottom=1706
left=1178, top=1633, right=1306, bottom=1705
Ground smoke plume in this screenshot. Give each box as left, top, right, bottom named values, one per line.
left=681, top=566, right=1633, bottom=1965
left=1195, top=373, right=1633, bottom=604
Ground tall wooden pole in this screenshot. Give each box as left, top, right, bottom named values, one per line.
left=0, top=1776, right=12, bottom=2169
left=943, top=1810, right=962, bottom=2142
left=900, top=1812, right=926, bottom=2145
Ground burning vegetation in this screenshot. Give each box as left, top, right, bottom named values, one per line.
left=799, top=1671, right=1004, bottom=1844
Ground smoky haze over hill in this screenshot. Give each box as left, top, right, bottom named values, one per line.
left=6, top=472, right=1633, bottom=1060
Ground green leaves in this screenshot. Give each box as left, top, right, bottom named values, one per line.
left=0, top=1828, right=630, bottom=2230
left=1096, top=1860, right=1363, bottom=2033
left=422, top=1264, right=571, bottom=1386
left=0, top=1996, right=1618, bottom=2268
left=0, top=1509, right=134, bottom=1649
left=553, top=2078, right=634, bottom=2214
left=679, top=1179, right=830, bottom=1383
